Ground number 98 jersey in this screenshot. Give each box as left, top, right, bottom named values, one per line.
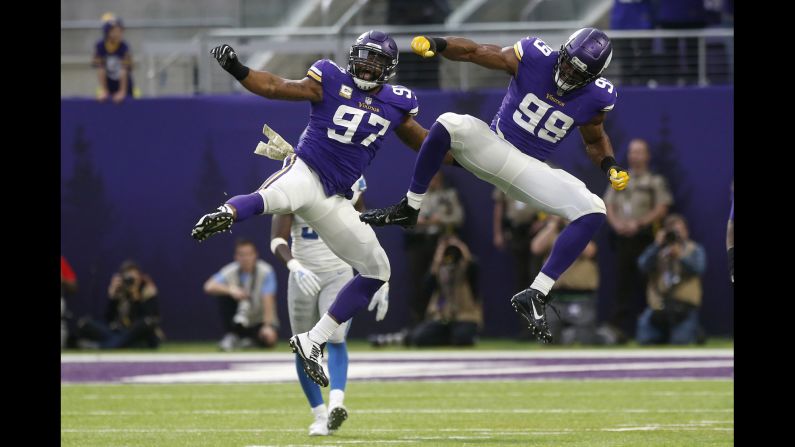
left=290, top=176, right=367, bottom=273
left=295, top=59, right=418, bottom=199
left=490, top=36, right=618, bottom=162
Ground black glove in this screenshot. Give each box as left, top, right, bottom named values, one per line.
left=209, top=44, right=250, bottom=81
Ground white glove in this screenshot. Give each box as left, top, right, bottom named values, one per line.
left=287, top=259, right=321, bottom=296
left=368, top=283, right=389, bottom=321
left=254, top=124, right=295, bottom=160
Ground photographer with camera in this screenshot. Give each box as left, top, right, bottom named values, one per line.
left=76, top=260, right=163, bottom=349
left=405, top=235, right=482, bottom=347
left=204, top=238, right=279, bottom=351
left=636, top=214, right=706, bottom=345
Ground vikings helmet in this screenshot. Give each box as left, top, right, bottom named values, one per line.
left=554, top=28, right=612, bottom=95
left=347, top=30, right=399, bottom=91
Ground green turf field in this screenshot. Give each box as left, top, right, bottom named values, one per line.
left=61, top=380, right=733, bottom=446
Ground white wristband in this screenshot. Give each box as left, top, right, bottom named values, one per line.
left=286, top=258, right=302, bottom=272
left=270, top=237, right=288, bottom=255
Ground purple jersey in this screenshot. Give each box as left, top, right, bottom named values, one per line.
left=92, top=40, right=134, bottom=94
left=490, top=36, right=618, bottom=162
left=295, top=59, right=419, bottom=198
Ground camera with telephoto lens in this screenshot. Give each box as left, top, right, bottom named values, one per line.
left=663, top=230, right=682, bottom=246
left=122, top=273, right=136, bottom=287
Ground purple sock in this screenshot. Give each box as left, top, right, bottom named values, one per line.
left=408, top=121, right=451, bottom=194
left=541, top=213, right=605, bottom=279
left=328, top=275, right=385, bottom=322
left=226, top=193, right=264, bottom=222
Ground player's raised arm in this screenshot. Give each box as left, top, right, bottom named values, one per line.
left=210, top=44, right=322, bottom=102
left=579, top=112, right=629, bottom=191
left=410, top=36, right=519, bottom=76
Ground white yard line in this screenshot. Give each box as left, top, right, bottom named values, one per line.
left=61, top=349, right=734, bottom=363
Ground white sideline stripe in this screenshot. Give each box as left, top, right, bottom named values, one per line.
left=62, top=408, right=734, bottom=416
left=60, top=348, right=733, bottom=363
left=117, top=360, right=733, bottom=384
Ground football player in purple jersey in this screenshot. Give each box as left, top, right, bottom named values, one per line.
left=361, top=28, right=631, bottom=343
left=191, top=31, right=436, bottom=387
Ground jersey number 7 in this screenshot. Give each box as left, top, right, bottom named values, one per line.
left=327, top=105, right=392, bottom=147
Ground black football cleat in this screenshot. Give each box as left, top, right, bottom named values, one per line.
left=327, top=405, right=348, bottom=431
left=290, top=333, right=329, bottom=387
left=511, top=288, right=553, bottom=343
left=191, top=206, right=234, bottom=241
left=359, top=197, right=419, bottom=229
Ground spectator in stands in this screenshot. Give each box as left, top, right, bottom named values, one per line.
left=531, top=216, right=599, bottom=345
left=76, top=260, right=163, bottom=349
left=609, top=0, right=654, bottom=86
left=93, top=12, right=134, bottom=103
left=603, top=138, right=672, bottom=343
left=636, top=214, right=706, bottom=345
left=406, top=235, right=481, bottom=347
left=204, top=238, right=279, bottom=351
left=61, top=256, right=78, bottom=349
left=404, top=172, right=464, bottom=326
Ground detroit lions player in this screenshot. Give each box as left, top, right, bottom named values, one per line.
left=361, top=29, right=631, bottom=343
left=270, top=175, right=388, bottom=436
left=191, top=30, right=425, bottom=386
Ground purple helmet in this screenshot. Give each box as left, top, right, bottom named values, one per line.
left=347, top=30, right=399, bottom=91
left=554, top=28, right=612, bottom=95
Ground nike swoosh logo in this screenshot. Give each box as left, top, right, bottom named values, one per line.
left=385, top=215, right=407, bottom=223
left=530, top=299, right=543, bottom=320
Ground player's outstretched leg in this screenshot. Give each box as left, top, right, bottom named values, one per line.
left=191, top=192, right=263, bottom=241
left=359, top=120, right=451, bottom=227
left=291, top=275, right=384, bottom=387
left=326, top=342, right=349, bottom=432
left=294, top=356, right=329, bottom=436
left=512, top=212, right=605, bottom=343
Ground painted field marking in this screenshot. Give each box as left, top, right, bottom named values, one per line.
left=62, top=408, right=734, bottom=416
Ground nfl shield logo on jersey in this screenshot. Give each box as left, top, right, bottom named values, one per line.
left=365, top=96, right=372, bottom=105
left=339, top=85, right=353, bottom=99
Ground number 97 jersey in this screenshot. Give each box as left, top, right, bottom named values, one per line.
left=295, top=59, right=419, bottom=199
left=490, top=36, right=618, bottom=162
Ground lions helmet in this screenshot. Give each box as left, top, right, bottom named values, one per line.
left=554, top=28, right=612, bottom=95
left=347, top=30, right=399, bottom=91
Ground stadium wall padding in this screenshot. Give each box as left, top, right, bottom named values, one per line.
left=61, top=86, right=733, bottom=340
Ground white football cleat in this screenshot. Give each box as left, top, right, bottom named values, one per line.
left=308, top=417, right=329, bottom=436
left=289, top=332, right=328, bottom=387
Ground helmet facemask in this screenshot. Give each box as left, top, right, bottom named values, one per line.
left=348, top=46, right=397, bottom=91
left=553, top=48, right=598, bottom=95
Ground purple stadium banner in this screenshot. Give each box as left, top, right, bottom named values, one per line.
left=60, top=86, right=733, bottom=341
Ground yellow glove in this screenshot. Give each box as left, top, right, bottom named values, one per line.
left=608, top=167, right=630, bottom=191
left=411, top=36, right=439, bottom=58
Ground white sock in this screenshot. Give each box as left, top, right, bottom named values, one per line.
left=530, top=272, right=555, bottom=296
left=329, top=389, right=345, bottom=409
left=311, top=403, right=328, bottom=419
left=308, top=314, right=340, bottom=344
left=406, top=191, right=425, bottom=210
